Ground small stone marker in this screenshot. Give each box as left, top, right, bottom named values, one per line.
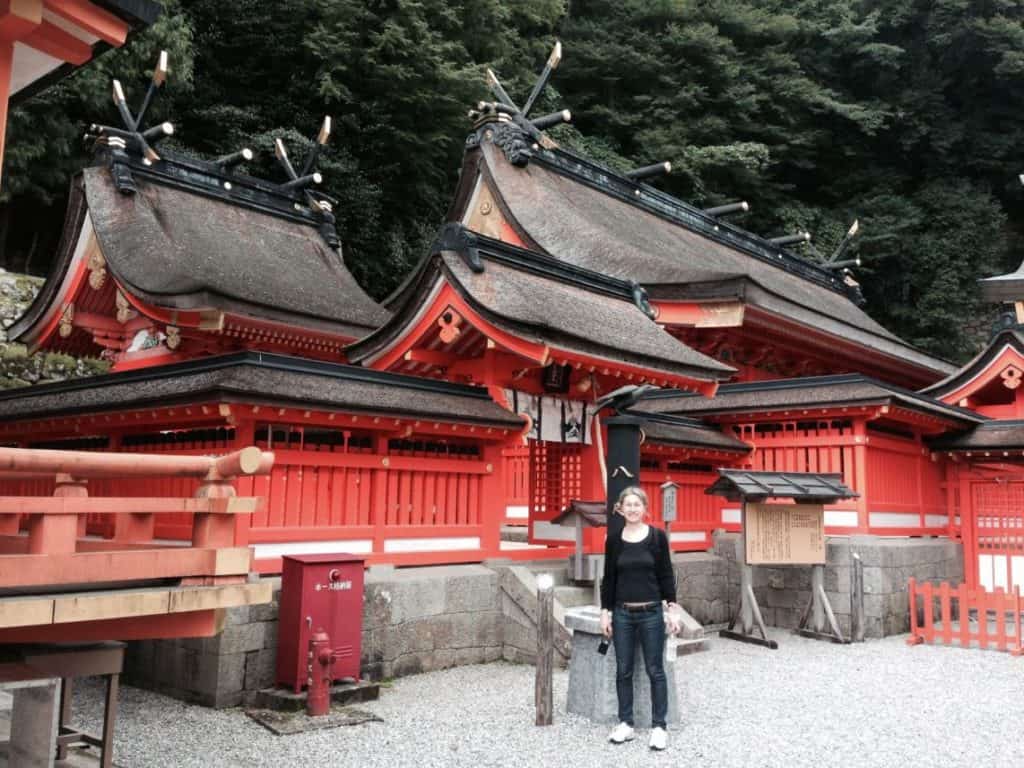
left=564, top=606, right=680, bottom=727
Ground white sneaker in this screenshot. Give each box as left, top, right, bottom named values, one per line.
left=608, top=722, right=635, bottom=743
left=649, top=727, right=667, bottom=751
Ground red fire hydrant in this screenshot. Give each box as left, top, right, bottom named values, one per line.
left=306, top=629, right=333, bottom=716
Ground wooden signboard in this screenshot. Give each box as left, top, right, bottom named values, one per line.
left=744, top=503, right=825, bottom=565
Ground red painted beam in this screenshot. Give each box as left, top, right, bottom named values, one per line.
left=0, top=609, right=219, bottom=643
left=0, top=445, right=273, bottom=479
left=0, top=0, right=41, bottom=41
left=653, top=300, right=745, bottom=328
left=22, top=19, right=92, bottom=64
left=0, top=546, right=251, bottom=588
left=0, top=42, right=10, bottom=187
left=0, top=495, right=263, bottom=515
left=43, top=0, right=127, bottom=46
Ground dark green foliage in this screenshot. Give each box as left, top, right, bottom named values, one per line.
left=2, top=0, right=1022, bottom=360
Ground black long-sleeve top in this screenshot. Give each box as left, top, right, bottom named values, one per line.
left=600, top=519, right=676, bottom=611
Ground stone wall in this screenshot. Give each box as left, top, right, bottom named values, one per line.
left=713, top=532, right=963, bottom=638
left=361, top=564, right=504, bottom=681
left=123, top=534, right=964, bottom=707
left=122, top=595, right=280, bottom=708
left=123, top=564, right=504, bottom=708
left=672, top=551, right=732, bottom=625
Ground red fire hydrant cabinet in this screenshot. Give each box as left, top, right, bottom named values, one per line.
left=276, top=553, right=365, bottom=693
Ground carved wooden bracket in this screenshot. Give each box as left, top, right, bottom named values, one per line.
left=58, top=305, right=75, bottom=338
left=115, top=290, right=137, bottom=324
left=438, top=309, right=462, bottom=344
left=1001, top=365, right=1022, bottom=390
left=87, top=250, right=107, bottom=290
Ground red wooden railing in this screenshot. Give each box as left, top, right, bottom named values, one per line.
left=231, top=430, right=510, bottom=569
left=907, top=578, right=1023, bottom=655
left=0, top=445, right=273, bottom=591
left=4, top=425, right=521, bottom=570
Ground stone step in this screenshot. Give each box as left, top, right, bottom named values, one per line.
left=500, top=525, right=528, bottom=543
left=554, top=585, right=595, bottom=610
left=675, top=604, right=705, bottom=641
left=496, top=565, right=573, bottom=664
left=524, top=562, right=571, bottom=587
left=675, top=636, right=709, bottom=656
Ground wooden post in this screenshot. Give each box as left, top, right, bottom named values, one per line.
left=231, top=420, right=257, bottom=548
left=958, top=471, right=976, bottom=588
left=1012, top=587, right=1023, bottom=657
left=28, top=474, right=84, bottom=555
left=371, top=435, right=389, bottom=556
left=850, top=552, right=865, bottom=642
left=0, top=42, right=13, bottom=186
left=852, top=420, right=869, bottom=533
left=906, top=578, right=922, bottom=646
left=940, top=582, right=953, bottom=646
left=720, top=505, right=777, bottom=649
left=535, top=573, right=554, bottom=726
left=479, top=443, right=504, bottom=557
left=191, top=475, right=235, bottom=549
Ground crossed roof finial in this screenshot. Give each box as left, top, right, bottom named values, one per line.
left=87, top=50, right=172, bottom=166
left=273, top=117, right=340, bottom=248
left=468, top=42, right=572, bottom=166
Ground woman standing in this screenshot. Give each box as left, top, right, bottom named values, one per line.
left=600, top=486, right=680, bottom=750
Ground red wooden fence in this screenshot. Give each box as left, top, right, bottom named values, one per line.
left=907, top=578, right=1023, bottom=655
left=965, top=480, right=1024, bottom=592
left=639, top=467, right=722, bottom=551
left=501, top=444, right=530, bottom=524
left=734, top=419, right=947, bottom=535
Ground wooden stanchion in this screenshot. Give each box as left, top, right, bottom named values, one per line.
left=850, top=553, right=865, bottom=642
left=906, top=578, right=922, bottom=646
left=1013, top=587, right=1023, bottom=657
left=535, top=573, right=554, bottom=726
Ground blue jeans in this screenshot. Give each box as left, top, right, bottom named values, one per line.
left=612, top=605, right=667, bottom=729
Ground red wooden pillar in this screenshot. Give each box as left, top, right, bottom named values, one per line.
left=109, top=433, right=153, bottom=542
left=232, top=420, right=256, bottom=547
left=479, top=442, right=504, bottom=556
left=580, top=434, right=607, bottom=554
left=192, top=476, right=235, bottom=550
left=852, top=420, right=869, bottom=533
left=371, top=435, right=389, bottom=556
left=958, top=467, right=976, bottom=588
left=27, top=474, right=84, bottom=555
left=913, top=430, right=925, bottom=529
left=112, top=510, right=155, bottom=543
left=0, top=40, right=13, bottom=183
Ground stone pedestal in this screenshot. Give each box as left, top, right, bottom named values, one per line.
left=565, top=606, right=680, bottom=727
left=2, top=679, right=61, bottom=768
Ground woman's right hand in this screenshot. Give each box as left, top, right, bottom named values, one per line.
left=600, top=610, right=612, bottom=638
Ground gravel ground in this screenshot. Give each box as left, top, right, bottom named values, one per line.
left=69, top=631, right=1024, bottom=768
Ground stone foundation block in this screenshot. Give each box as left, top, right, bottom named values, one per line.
left=565, top=607, right=680, bottom=728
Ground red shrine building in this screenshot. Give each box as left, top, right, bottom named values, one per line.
left=3, top=43, right=1024, bottom=600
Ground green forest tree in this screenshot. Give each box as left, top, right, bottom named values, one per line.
left=3, top=0, right=1023, bottom=362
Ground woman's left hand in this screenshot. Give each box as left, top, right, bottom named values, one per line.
left=665, top=602, right=683, bottom=635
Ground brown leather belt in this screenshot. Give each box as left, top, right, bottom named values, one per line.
left=619, top=602, right=658, bottom=613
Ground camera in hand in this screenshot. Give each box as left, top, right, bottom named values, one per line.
left=597, top=639, right=610, bottom=655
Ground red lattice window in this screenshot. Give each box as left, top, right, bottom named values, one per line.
left=529, top=440, right=583, bottom=523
